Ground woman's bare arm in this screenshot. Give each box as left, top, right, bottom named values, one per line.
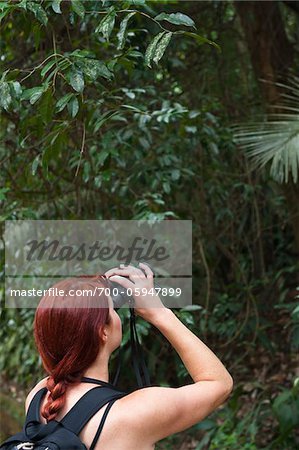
left=120, top=308, right=233, bottom=444
left=151, top=308, right=233, bottom=386
left=105, top=264, right=233, bottom=443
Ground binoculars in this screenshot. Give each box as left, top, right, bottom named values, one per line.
left=105, top=262, right=160, bottom=310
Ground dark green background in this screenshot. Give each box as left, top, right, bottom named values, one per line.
left=0, top=1, right=298, bottom=449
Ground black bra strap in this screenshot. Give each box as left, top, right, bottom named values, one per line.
left=81, top=376, right=117, bottom=388
left=89, top=398, right=118, bottom=450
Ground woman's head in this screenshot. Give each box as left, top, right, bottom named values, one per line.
left=33, top=275, right=122, bottom=422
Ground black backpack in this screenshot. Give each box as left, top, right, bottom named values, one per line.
left=0, top=377, right=130, bottom=450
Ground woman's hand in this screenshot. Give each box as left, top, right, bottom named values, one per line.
left=104, top=262, right=166, bottom=323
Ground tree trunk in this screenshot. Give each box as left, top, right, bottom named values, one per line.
left=282, top=182, right=299, bottom=253
left=235, top=1, right=293, bottom=106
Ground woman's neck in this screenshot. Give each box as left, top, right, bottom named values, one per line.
left=81, top=349, right=110, bottom=382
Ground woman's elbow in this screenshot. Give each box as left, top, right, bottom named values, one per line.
left=222, top=374, right=234, bottom=399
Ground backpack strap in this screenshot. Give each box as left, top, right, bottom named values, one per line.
left=60, top=386, right=127, bottom=435
left=24, top=383, right=128, bottom=438
left=24, top=387, right=61, bottom=440
left=25, top=387, right=48, bottom=425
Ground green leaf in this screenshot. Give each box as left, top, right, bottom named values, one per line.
left=29, top=89, right=44, bottom=105
left=0, top=1, right=11, bottom=11
left=152, top=32, right=172, bottom=65
left=71, top=0, right=85, bottom=18
left=0, top=2, right=10, bottom=22
left=171, top=169, right=180, bottom=181
left=76, top=60, right=97, bottom=80
left=26, top=2, right=48, bottom=26
left=107, top=58, right=118, bottom=72
left=155, top=12, right=195, bottom=29
left=162, top=181, right=171, bottom=194
left=11, top=81, right=22, bottom=98
left=102, top=170, right=111, bottom=182
left=117, top=12, right=136, bottom=50
left=56, top=93, right=74, bottom=112
left=180, top=305, right=203, bottom=312
left=181, top=31, right=220, bottom=51
left=144, top=32, right=165, bottom=68
left=69, top=67, right=85, bottom=93
left=21, top=85, right=47, bottom=105
left=76, top=59, right=113, bottom=81
left=0, top=81, right=11, bottom=110
left=39, top=89, right=53, bottom=124
left=94, top=61, right=113, bottom=80
left=94, top=175, right=102, bottom=188
left=16, top=0, right=27, bottom=10
left=0, top=10, right=8, bottom=21
left=93, top=111, right=119, bottom=132
left=95, top=7, right=117, bottom=41
left=56, top=59, right=72, bottom=73
left=70, top=49, right=95, bottom=58
left=41, top=148, right=52, bottom=174
left=144, top=31, right=172, bottom=68
left=97, top=150, right=109, bottom=166
left=33, top=23, right=41, bottom=50
left=83, top=161, right=91, bottom=182
left=0, top=68, right=9, bottom=82
left=41, top=59, right=57, bottom=78
left=52, top=0, right=62, bottom=14
left=31, top=155, right=41, bottom=176
left=67, top=96, right=79, bottom=118
left=0, top=187, right=10, bottom=201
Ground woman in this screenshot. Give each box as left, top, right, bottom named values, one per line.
left=26, top=262, right=233, bottom=449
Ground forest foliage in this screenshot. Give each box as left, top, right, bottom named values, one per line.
left=0, top=1, right=299, bottom=449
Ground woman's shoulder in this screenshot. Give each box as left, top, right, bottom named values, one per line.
left=25, top=377, right=49, bottom=413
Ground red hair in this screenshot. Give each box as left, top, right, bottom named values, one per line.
left=33, top=275, right=111, bottom=422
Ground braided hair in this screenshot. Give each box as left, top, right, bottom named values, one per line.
left=33, top=275, right=111, bottom=422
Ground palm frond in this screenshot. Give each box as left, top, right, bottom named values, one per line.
left=233, top=75, right=299, bottom=184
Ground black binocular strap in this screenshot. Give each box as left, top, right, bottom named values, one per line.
left=129, top=308, right=151, bottom=388
left=111, top=308, right=151, bottom=389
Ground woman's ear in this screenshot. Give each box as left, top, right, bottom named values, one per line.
left=99, top=325, right=109, bottom=343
